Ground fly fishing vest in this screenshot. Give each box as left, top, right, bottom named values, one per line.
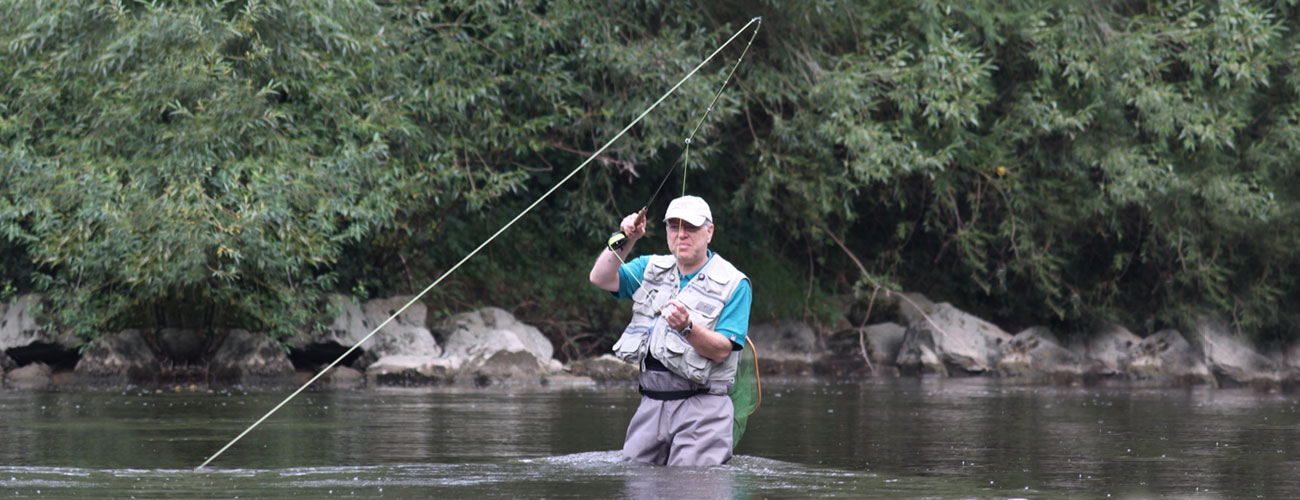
left=611, top=253, right=747, bottom=398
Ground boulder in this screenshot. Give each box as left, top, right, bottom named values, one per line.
left=817, top=323, right=905, bottom=377
left=1287, top=343, right=1300, bottom=368
left=0, top=294, right=42, bottom=350
left=467, top=349, right=551, bottom=381
left=355, top=296, right=442, bottom=368
left=996, top=327, right=1087, bottom=377
left=897, top=338, right=945, bottom=375
left=323, top=365, right=365, bottom=389
left=290, top=295, right=441, bottom=370
left=1126, top=329, right=1215, bottom=385
left=1275, top=343, right=1300, bottom=381
left=208, top=329, right=296, bottom=385
left=895, top=293, right=1012, bottom=375
left=365, top=355, right=456, bottom=386
left=5, top=362, right=52, bottom=390
left=566, top=354, right=638, bottom=382
left=1, top=295, right=78, bottom=361
left=1086, top=324, right=1142, bottom=375
left=749, top=321, right=818, bottom=359
left=437, top=307, right=560, bottom=381
left=863, top=322, right=907, bottom=368
left=438, top=307, right=553, bottom=361
left=291, top=294, right=369, bottom=348
left=1187, top=318, right=1279, bottom=386
left=73, top=329, right=162, bottom=383
left=747, top=321, right=819, bottom=375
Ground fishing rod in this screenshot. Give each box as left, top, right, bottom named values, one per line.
left=598, top=21, right=766, bottom=432
left=605, top=16, right=760, bottom=252
left=196, top=16, right=762, bottom=470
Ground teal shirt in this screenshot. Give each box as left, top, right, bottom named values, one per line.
left=615, top=251, right=751, bottom=350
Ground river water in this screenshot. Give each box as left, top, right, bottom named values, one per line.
left=1, top=378, right=1298, bottom=499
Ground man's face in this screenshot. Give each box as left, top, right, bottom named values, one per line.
left=665, top=218, right=714, bottom=265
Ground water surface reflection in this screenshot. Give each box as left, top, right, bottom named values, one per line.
left=1, top=378, right=1298, bottom=498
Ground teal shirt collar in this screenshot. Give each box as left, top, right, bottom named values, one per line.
left=679, top=250, right=714, bottom=289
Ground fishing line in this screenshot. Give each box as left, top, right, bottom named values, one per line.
left=604, top=18, right=760, bottom=253
left=197, top=16, right=762, bottom=470
left=602, top=26, right=765, bottom=432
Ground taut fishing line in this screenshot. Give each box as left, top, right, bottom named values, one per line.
left=605, top=15, right=758, bottom=254
left=197, top=16, right=762, bottom=470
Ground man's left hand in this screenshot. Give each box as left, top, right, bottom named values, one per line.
left=662, top=300, right=692, bottom=333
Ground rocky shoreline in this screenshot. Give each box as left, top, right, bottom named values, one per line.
left=2, top=292, right=1298, bottom=392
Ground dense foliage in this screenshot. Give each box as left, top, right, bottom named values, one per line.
left=2, top=0, right=1298, bottom=355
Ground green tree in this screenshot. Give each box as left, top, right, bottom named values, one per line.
left=3, top=0, right=1299, bottom=355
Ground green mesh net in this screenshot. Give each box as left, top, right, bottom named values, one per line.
left=729, top=336, right=761, bottom=448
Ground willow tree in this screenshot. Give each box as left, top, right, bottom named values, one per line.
left=729, top=0, right=1300, bottom=339
left=0, top=1, right=452, bottom=339
left=4, top=0, right=1299, bottom=349
left=0, top=0, right=739, bottom=344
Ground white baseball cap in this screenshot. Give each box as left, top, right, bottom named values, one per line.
left=663, top=195, right=713, bottom=227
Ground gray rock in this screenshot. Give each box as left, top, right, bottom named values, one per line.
left=322, top=365, right=365, bottom=389
left=1126, top=329, right=1215, bottom=384
left=863, top=322, right=907, bottom=367
left=365, top=355, right=456, bottom=386
left=1188, top=317, right=1279, bottom=386
left=466, top=350, right=550, bottom=380
left=1, top=295, right=76, bottom=355
left=1279, top=343, right=1300, bottom=371
left=539, top=374, right=598, bottom=388
left=364, top=295, right=430, bottom=330
left=5, top=362, right=52, bottom=390
left=748, top=321, right=818, bottom=360
left=291, top=294, right=369, bottom=349
left=437, top=308, right=559, bottom=382
left=208, top=329, right=296, bottom=384
left=1086, top=324, right=1142, bottom=375
left=895, top=293, right=1011, bottom=375
left=566, top=354, right=638, bottom=382
left=73, top=329, right=162, bottom=383
left=0, top=294, right=41, bottom=351
left=438, top=307, right=553, bottom=362
left=290, top=295, right=441, bottom=371
left=896, top=336, right=946, bottom=375
left=355, top=296, right=441, bottom=368
left=996, top=327, right=1086, bottom=377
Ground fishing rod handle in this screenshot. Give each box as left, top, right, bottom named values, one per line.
left=607, top=208, right=648, bottom=251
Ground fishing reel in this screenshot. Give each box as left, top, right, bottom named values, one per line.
left=607, top=231, right=631, bottom=251
left=606, top=207, right=648, bottom=252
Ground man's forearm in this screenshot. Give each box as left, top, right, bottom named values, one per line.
left=687, top=324, right=733, bottom=364
left=589, top=244, right=632, bottom=292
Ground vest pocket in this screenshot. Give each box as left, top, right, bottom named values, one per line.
left=631, top=287, right=662, bottom=316
left=613, top=328, right=648, bottom=364
left=700, top=273, right=729, bottom=295
left=662, top=331, right=712, bottom=384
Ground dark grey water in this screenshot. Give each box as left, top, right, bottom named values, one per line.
left=1, top=378, right=1298, bottom=499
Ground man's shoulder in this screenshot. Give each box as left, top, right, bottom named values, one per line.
left=704, top=252, right=748, bottom=280
left=644, top=254, right=676, bottom=270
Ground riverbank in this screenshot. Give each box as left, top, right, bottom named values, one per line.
left=3, top=292, right=1299, bottom=392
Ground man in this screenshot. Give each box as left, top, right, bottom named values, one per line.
left=589, top=195, right=752, bottom=466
